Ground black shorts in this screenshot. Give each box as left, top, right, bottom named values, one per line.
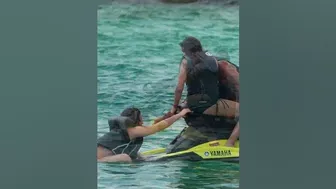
left=186, top=94, right=217, bottom=113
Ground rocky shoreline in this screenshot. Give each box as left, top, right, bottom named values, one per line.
left=107, top=0, right=239, bottom=5
left=161, top=0, right=238, bottom=4
left=161, top=0, right=197, bottom=3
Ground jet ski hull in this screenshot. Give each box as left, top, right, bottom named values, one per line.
left=140, top=139, right=239, bottom=162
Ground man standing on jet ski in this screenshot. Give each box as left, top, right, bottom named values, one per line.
left=165, top=36, right=240, bottom=153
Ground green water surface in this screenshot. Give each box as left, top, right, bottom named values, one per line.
left=98, top=2, right=239, bottom=189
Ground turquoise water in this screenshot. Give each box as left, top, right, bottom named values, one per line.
left=98, top=2, right=239, bottom=189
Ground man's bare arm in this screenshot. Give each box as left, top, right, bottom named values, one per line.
left=173, top=59, right=187, bottom=107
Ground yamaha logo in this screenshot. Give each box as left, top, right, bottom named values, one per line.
left=204, top=151, right=210, bottom=156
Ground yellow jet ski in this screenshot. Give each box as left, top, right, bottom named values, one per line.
left=140, top=139, right=239, bottom=162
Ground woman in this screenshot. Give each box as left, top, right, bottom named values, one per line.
left=97, top=107, right=191, bottom=163
left=167, top=36, right=240, bottom=152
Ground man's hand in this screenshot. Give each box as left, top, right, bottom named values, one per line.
left=170, top=106, right=177, bottom=114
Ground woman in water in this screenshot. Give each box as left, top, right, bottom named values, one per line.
left=97, top=106, right=191, bottom=163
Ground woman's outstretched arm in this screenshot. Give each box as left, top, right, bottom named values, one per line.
left=128, top=108, right=191, bottom=139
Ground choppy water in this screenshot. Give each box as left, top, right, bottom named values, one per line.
left=98, top=2, right=239, bottom=189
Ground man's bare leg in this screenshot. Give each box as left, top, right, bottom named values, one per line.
left=203, top=99, right=239, bottom=118
left=225, top=122, right=240, bottom=147
left=202, top=99, right=239, bottom=145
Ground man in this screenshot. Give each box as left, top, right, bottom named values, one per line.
left=166, top=36, right=240, bottom=153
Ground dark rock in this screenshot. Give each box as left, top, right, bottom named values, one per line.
left=161, top=0, right=198, bottom=3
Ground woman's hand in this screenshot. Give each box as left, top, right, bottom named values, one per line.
left=179, top=108, right=191, bottom=116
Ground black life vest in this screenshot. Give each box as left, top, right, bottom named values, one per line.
left=97, top=116, right=143, bottom=159
left=183, top=52, right=219, bottom=112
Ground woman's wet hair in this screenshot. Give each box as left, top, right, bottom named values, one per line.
left=120, top=107, right=142, bottom=125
